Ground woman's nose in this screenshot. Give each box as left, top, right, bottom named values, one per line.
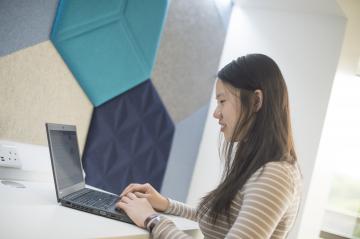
left=213, top=108, right=221, bottom=119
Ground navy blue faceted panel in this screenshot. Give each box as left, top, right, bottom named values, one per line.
left=82, top=80, right=175, bottom=195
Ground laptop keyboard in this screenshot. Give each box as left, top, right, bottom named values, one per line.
left=65, top=188, right=120, bottom=210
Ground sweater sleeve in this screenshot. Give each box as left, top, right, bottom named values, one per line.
left=152, top=162, right=296, bottom=239
left=151, top=199, right=198, bottom=239
left=225, top=162, right=295, bottom=238
left=164, top=198, right=198, bottom=221
left=151, top=216, right=194, bottom=239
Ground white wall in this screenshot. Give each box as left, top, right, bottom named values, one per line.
left=187, top=2, right=346, bottom=239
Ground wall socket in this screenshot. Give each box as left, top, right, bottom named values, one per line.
left=0, top=144, right=22, bottom=169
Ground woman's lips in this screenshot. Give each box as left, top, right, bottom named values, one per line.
left=219, top=123, right=226, bottom=132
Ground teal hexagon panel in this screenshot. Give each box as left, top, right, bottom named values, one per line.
left=50, top=0, right=169, bottom=106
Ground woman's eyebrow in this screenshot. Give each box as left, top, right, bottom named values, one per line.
left=216, top=93, right=225, bottom=99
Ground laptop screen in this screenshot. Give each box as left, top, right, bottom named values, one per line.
left=47, top=127, right=84, bottom=192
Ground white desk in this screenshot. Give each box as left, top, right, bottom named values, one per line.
left=0, top=141, right=200, bottom=238
left=0, top=180, right=200, bottom=239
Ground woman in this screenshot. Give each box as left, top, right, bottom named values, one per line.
left=116, top=54, right=302, bottom=238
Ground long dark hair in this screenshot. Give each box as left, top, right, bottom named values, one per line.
left=197, top=54, right=297, bottom=224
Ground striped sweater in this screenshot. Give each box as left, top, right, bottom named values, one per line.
left=152, top=161, right=302, bottom=239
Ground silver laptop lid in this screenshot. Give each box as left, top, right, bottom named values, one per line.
left=46, top=123, right=85, bottom=202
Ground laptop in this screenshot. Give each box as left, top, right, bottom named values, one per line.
left=45, top=123, right=133, bottom=224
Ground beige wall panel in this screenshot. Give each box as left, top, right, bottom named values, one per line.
left=0, top=41, right=93, bottom=153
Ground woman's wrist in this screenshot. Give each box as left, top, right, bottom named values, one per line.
left=158, top=196, right=170, bottom=212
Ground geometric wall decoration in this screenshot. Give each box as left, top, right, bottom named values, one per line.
left=0, top=0, right=58, bottom=57
left=82, top=80, right=175, bottom=195
left=151, top=0, right=225, bottom=122
left=50, top=0, right=169, bottom=106
left=150, top=0, right=226, bottom=202
left=160, top=104, right=209, bottom=202
left=0, top=41, right=93, bottom=151
left=0, top=0, right=224, bottom=205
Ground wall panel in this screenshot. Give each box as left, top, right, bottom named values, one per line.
left=0, top=41, right=92, bottom=153
left=152, top=0, right=225, bottom=122
left=0, top=0, right=58, bottom=57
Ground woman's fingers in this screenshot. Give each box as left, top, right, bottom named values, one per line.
left=127, top=192, right=137, bottom=200
left=134, top=192, right=148, bottom=198
left=131, top=184, right=149, bottom=193
left=120, top=192, right=143, bottom=203
left=115, top=194, right=157, bottom=228
left=120, top=183, right=149, bottom=197
left=116, top=201, right=127, bottom=210
left=120, top=184, right=136, bottom=197
left=120, top=195, right=131, bottom=203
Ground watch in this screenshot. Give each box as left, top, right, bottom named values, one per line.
left=147, top=215, right=162, bottom=233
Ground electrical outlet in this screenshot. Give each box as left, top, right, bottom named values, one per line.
left=0, top=144, right=22, bottom=169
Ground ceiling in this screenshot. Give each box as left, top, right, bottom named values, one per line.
left=235, top=0, right=344, bottom=15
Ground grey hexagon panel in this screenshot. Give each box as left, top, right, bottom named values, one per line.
left=152, top=0, right=226, bottom=122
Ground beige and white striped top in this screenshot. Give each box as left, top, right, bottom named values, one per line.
left=152, top=161, right=302, bottom=239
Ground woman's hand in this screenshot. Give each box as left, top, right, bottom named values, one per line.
left=116, top=192, right=156, bottom=228
left=120, top=183, right=169, bottom=212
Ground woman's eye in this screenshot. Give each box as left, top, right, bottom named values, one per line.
left=220, top=100, right=225, bottom=104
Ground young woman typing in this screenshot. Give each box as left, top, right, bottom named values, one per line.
left=116, top=54, right=302, bottom=239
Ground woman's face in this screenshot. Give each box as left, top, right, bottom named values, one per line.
left=213, top=79, right=240, bottom=141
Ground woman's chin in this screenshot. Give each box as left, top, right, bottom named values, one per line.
left=223, top=134, right=231, bottom=142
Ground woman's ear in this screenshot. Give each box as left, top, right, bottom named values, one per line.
left=254, top=89, right=263, bottom=112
